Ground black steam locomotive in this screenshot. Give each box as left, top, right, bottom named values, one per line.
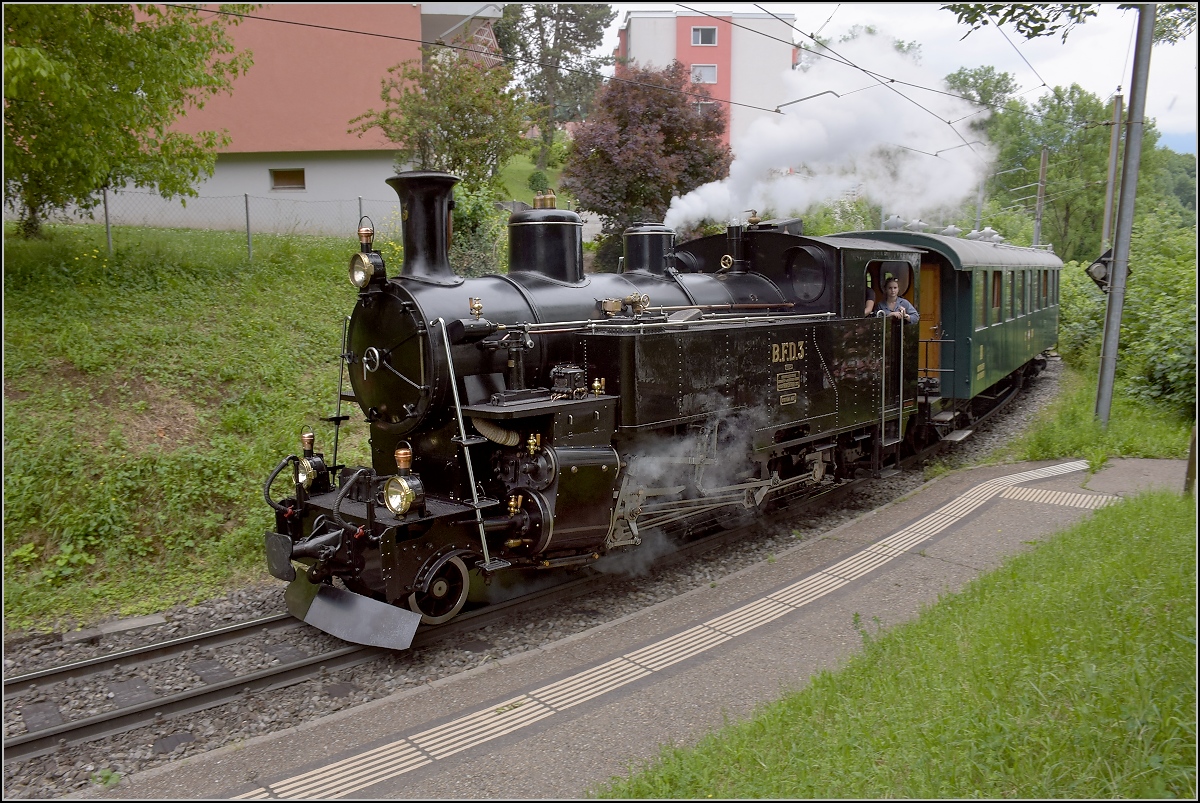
left=264, top=171, right=1062, bottom=649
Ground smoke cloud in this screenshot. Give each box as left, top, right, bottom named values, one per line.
left=664, top=34, right=996, bottom=231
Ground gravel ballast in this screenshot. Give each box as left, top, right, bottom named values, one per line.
left=2, top=360, right=1062, bottom=799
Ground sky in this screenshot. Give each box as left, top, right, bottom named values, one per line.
left=595, top=3, right=1197, bottom=229
left=599, top=3, right=1198, bottom=154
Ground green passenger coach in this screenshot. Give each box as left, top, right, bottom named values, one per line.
left=831, top=230, right=1062, bottom=438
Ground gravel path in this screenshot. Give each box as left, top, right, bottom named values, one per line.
left=2, top=359, right=1062, bottom=799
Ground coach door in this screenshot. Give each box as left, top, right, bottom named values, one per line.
left=917, top=259, right=941, bottom=393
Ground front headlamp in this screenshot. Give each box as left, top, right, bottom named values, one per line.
left=384, top=475, right=417, bottom=516
left=349, top=251, right=386, bottom=288
left=296, top=455, right=326, bottom=489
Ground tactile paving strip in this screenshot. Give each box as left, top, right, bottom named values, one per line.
left=234, top=460, right=1090, bottom=799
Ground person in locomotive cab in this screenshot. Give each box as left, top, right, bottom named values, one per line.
left=864, top=282, right=876, bottom=316
left=878, top=276, right=919, bottom=323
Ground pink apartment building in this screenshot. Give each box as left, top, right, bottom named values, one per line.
left=614, top=8, right=797, bottom=149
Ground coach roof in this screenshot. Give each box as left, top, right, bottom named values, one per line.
left=828, top=231, right=1064, bottom=271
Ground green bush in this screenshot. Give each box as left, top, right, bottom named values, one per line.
left=1120, top=206, right=1197, bottom=415
left=1056, top=205, right=1196, bottom=416
left=527, top=170, right=550, bottom=194
left=450, top=182, right=508, bottom=277
left=1057, top=260, right=1106, bottom=366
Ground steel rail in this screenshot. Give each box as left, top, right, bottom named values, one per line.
left=2, top=364, right=1031, bottom=765
left=3, top=614, right=296, bottom=692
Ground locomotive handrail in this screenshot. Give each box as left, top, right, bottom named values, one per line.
left=520, top=311, right=837, bottom=336
left=331, top=315, right=350, bottom=470
left=433, top=317, right=510, bottom=573
left=917, top=336, right=957, bottom=395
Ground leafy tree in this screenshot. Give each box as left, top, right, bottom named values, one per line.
left=349, top=47, right=531, bottom=191
left=943, top=66, right=1019, bottom=136
left=941, top=3, right=1196, bottom=44
left=448, top=183, right=510, bottom=278
left=493, top=3, right=616, bottom=171
left=1150, top=148, right=1197, bottom=227
left=562, top=61, right=732, bottom=270
left=986, top=84, right=1118, bottom=262
left=3, top=4, right=254, bottom=239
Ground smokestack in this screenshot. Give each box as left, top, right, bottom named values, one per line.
left=385, top=171, right=459, bottom=281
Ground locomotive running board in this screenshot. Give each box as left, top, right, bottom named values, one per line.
left=283, top=572, right=422, bottom=650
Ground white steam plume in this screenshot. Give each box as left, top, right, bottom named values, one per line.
left=664, top=34, right=996, bottom=231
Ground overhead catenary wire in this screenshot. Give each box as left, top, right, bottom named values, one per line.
left=680, top=2, right=1111, bottom=133
left=742, top=3, right=985, bottom=161
left=174, top=3, right=1111, bottom=136
left=985, top=8, right=1051, bottom=91
left=165, top=3, right=782, bottom=115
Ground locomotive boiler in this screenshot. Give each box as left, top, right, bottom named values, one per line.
left=263, top=170, right=1061, bottom=649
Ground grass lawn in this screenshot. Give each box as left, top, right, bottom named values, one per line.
left=4, top=225, right=1194, bottom=796
left=497, top=152, right=567, bottom=207
left=593, top=489, right=1196, bottom=799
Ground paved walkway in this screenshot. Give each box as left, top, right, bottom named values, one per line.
left=84, top=458, right=1188, bottom=800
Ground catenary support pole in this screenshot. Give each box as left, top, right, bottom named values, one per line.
left=1095, top=4, right=1155, bottom=426
left=1033, top=147, right=1048, bottom=245
left=1101, top=91, right=1123, bottom=249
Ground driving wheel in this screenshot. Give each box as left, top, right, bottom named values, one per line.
left=407, top=556, right=470, bottom=625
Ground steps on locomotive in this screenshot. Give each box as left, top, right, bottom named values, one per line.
left=943, top=429, right=974, bottom=442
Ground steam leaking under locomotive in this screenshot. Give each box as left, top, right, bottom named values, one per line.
left=264, top=171, right=1062, bottom=649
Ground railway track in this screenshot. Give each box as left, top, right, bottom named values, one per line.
left=2, top=478, right=868, bottom=764
left=2, top=367, right=1027, bottom=766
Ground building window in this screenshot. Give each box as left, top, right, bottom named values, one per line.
left=692, top=26, right=717, bottom=46
left=691, top=64, right=717, bottom=84
left=270, top=169, right=305, bottom=190
left=695, top=101, right=717, bottom=115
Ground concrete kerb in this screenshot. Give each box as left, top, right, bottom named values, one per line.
left=73, top=457, right=1144, bottom=796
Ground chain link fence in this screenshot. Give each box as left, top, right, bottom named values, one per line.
left=4, top=188, right=406, bottom=258
left=4, top=187, right=604, bottom=262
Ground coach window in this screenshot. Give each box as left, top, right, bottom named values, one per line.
left=1041, top=270, right=1049, bottom=307
left=270, top=169, right=305, bottom=191
left=691, top=64, right=717, bottom=84
left=1005, top=271, right=1015, bottom=320
left=990, top=270, right=1003, bottom=324
left=692, top=26, right=717, bottom=45
left=975, top=270, right=987, bottom=329
left=1016, top=271, right=1025, bottom=317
